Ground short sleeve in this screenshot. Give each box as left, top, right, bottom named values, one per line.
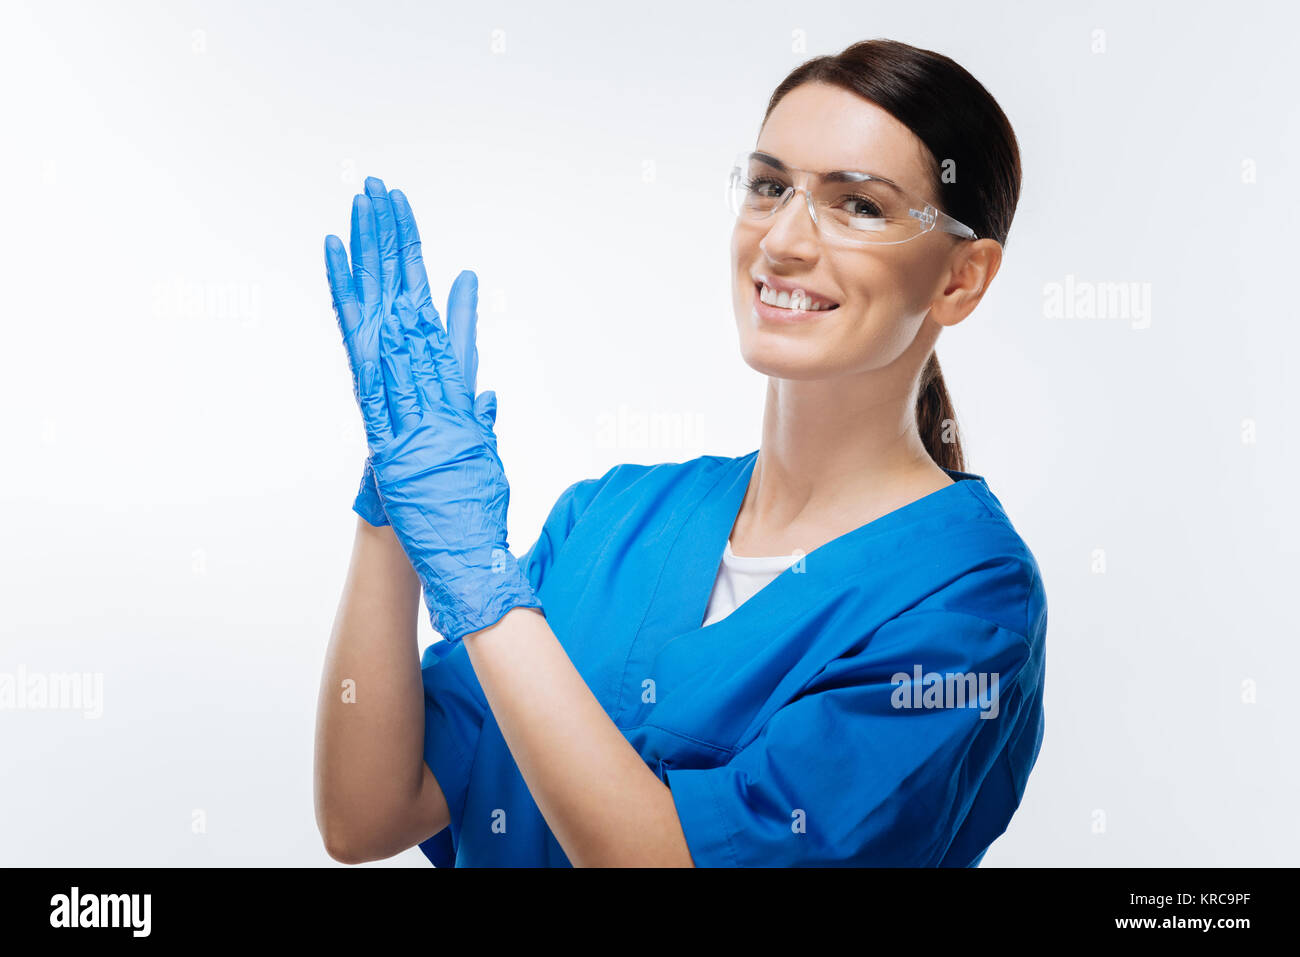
left=418, top=471, right=609, bottom=866
left=416, top=638, right=488, bottom=866
left=664, top=609, right=1043, bottom=867
left=516, top=475, right=608, bottom=595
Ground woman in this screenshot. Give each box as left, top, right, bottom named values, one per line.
left=314, top=38, right=1046, bottom=867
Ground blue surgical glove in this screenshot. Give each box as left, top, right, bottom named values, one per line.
left=326, top=178, right=535, bottom=641
left=325, top=178, right=483, bottom=527
left=356, top=288, right=538, bottom=641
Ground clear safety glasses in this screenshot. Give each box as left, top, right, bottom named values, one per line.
left=726, top=149, right=978, bottom=247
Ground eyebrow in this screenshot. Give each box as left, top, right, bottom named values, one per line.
left=749, top=151, right=906, bottom=193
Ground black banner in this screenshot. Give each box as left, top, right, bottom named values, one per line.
left=2, top=866, right=1285, bottom=943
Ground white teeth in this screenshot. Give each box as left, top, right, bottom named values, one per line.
left=758, top=283, right=835, bottom=311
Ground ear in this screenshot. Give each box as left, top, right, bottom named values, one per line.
left=928, top=238, right=1003, bottom=328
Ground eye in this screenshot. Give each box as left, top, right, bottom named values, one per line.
left=838, top=194, right=884, bottom=218
left=746, top=175, right=788, bottom=198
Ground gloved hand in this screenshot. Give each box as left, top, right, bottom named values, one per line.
left=324, top=177, right=484, bottom=527
left=325, top=178, right=538, bottom=641
left=357, top=288, right=540, bottom=641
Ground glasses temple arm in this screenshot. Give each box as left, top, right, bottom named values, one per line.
left=937, top=209, right=978, bottom=240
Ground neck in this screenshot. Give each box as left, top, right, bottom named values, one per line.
left=739, top=343, right=952, bottom=542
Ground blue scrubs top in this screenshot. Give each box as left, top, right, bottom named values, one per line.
left=417, top=450, right=1047, bottom=867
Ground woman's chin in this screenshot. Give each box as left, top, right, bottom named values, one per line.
left=736, top=338, right=840, bottom=380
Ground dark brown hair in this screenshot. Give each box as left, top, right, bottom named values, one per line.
left=760, top=39, right=1022, bottom=472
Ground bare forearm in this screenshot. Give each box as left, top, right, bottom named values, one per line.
left=313, top=518, right=436, bottom=858
left=463, top=607, right=695, bottom=867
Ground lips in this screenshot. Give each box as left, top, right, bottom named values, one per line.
left=750, top=286, right=833, bottom=324
left=752, top=274, right=840, bottom=310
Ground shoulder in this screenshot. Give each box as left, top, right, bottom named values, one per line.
left=918, top=475, right=1047, bottom=647
left=566, top=450, right=752, bottom=512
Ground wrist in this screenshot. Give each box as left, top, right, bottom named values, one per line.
left=462, top=605, right=545, bottom=643
left=424, top=564, right=541, bottom=643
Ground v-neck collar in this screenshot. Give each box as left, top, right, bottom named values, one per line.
left=612, top=450, right=989, bottom=724
left=657, top=449, right=989, bottom=638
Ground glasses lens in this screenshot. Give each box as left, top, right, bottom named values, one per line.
left=728, top=152, right=935, bottom=245
left=813, top=178, right=928, bottom=244
left=729, top=158, right=788, bottom=218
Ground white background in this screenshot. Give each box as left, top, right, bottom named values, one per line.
left=1, top=0, right=1296, bottom=866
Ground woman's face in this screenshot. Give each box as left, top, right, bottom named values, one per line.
left=731, top=81, right=962, bottom=381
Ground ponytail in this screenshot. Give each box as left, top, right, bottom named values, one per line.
left=915, top=352, right=965, bottom=472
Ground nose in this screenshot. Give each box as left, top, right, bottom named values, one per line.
left=758, top=187, right=821, bottom=262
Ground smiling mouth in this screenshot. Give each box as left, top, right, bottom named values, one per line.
left=753, top=282, right=840, bottom=311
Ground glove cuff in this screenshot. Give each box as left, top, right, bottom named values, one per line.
left=424, top=562, right=542, bottom=643
left=353, top=462, right=390, bottom=527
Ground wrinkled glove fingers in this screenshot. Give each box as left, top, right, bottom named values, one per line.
left=381, top=297, right=423, bottom=431
left=401, top=295, right=445, bottom=413
left=324, top=235, right=364, bottom=386
left=350, top=194, right=382, bottom=328
left=357, top=361, right=393, bottom=447
left=365, top=177, right=402, bottom=319
left=390, top=188, right=433, bottom=312
left=422, top=300, right=475, bottom=418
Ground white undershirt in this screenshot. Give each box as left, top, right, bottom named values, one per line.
left=701, top=537, right=804, bottom=627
